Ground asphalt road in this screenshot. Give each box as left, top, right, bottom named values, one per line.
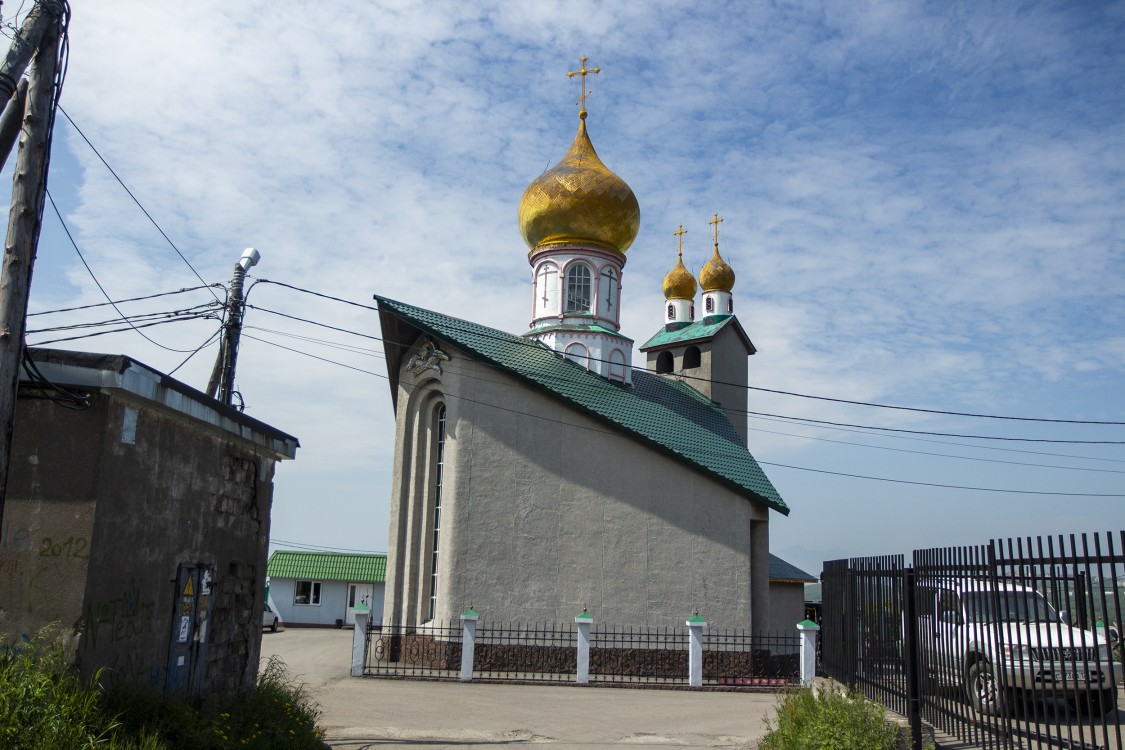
left=260, top=627, right=784, bottom=749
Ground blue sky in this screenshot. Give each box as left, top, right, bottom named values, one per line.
left=7, top=0, right=1124, bottom=581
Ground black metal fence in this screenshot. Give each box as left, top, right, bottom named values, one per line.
left=364, top=620, right=801, bottom=688
left=822, top=531, right=1124, bottom=750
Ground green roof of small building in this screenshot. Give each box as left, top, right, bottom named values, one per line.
left=639, top=315, right=754, bottom=354
left=375, top=296, right=787, bottom=514
left=267, top=551, right=386, bottom=583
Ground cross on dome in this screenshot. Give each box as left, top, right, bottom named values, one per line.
left=709, top=213, right=724, bottom=249
left=673, top=224, right=688, bottom=257
left=568, top=55, right=600, bottom=120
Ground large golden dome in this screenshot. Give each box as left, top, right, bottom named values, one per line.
left=518, top=119, right=640, bottom=255
left=699, top=246, right=735, bottom=293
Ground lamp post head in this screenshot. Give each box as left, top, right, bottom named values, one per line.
left=238, top=247, right=260, bottom=272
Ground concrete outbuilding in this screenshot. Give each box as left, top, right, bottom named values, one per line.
left=0, top=349, right=297, bottom=698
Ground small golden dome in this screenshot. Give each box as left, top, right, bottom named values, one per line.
left=662, top=251, right=697, bottom=300
left=518, top=119, right=640, bottom=255
left=699, top=246, right=735, bottom=293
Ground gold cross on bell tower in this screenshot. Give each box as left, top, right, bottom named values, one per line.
left=568, top=55, right=600, bottom=120
left=673, top=224, right=688, bottom=257
left=709, top=213, right=724, bottom=249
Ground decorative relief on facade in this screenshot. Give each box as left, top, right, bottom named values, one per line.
left=407, top=337, right=452, bottom=377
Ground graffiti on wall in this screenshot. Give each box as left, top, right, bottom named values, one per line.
left=84, top=578, right=156, bottom=650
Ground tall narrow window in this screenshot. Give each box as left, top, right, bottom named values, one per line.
left=599, top=267, right=618, bottom=316
left=609, top=349, right=627, bottom=382
left=705, top=296, right=714, bottom=314
left=566, top=264, right=592, bottom=312
left=536, top=263, right=559, bottom=314
left=428, top=404, right=447, bottom=622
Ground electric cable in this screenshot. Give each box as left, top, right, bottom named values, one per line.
left=28, top=311, right=220, bottom=346
left=238, top=333, right=1125, bottom=498
left=56, top=104, right=222, bottom=303
left=45, top=188, right=223, bottom=352
left=251, top=280, right=1125, bottom=427
left=269, top=538, right=386, bottom=555
left=28, top=284, right=222, bottom=316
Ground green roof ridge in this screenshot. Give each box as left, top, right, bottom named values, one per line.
left=375, top=296, right=787, bottom=514
left=267, top=550, right=386, bottom=582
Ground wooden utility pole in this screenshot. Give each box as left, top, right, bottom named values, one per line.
left=0, top=2, right=63, bottom=532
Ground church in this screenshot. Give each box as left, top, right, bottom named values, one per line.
left=376, top=60, right=789, bottom=631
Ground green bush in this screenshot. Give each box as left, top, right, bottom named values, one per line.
left=759, top=686, right=900, bottom=750
left=2, top=630, right=325, bottom=750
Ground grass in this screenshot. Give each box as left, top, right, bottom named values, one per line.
left=758, top=685, right=901, bottom=750
left=1, top=630, right=327, bottom=750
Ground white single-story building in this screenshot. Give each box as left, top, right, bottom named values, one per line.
left=266, top=551, right=385, bottom=627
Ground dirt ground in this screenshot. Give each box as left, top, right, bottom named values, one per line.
left=259, top=627, right=785, bottom=749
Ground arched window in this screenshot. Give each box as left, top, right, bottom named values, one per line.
left=727, top=297, right=734, bottom=313
left=599, top=266, right=618, bottom=316
left=689, top=302, right=695, bottom=320
left=535, top=263, right=560, bottom=315
left=566, top=264, right=592, bottom=312
left=609, top=349, right=627, bottom=382
left=683, top=346, right=702, bottom=369
left=564, top=342, right=589, bottom=368
left=655, top=351, right=673, bottom=374
left=666, top=303, right=675, bottom=320
left=427, top=403, right=446, bottom=622
left=705, top=296, right=714, bottom=314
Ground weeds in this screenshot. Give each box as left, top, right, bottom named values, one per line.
left=2, top=630, right=326, bottom=750
left=759, top=685, right=900, bottom=750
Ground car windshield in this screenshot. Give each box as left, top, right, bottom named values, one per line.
left=963, top=591, right=1059, bottom=624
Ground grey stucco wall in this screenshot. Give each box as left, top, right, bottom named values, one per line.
left=2, top=388, right=278, bottom=699
left=383, top=336, right=772, bottom=631
left=767, top=582, right=808, bottom=635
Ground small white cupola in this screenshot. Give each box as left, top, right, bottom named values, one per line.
left=661, top=225, right=696, bottom=330
left=699, top=213, right=735, bottom=320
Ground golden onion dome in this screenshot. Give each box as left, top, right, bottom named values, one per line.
left=662, top=251, right=697, bottom=300
left=699, top=246, right=735, bottom=293
left=518, top=119, right=640, bottom=255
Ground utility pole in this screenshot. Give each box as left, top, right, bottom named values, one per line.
left=0, top=1, right=65, bottom=533
left=206, top=247, right=260, bottom=406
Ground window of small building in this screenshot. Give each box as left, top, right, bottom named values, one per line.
left=564, top=342, right=589, bottom=368
left=683, top=346, right=701, bottom=369
left=294, top=581, right=321, bottom=606
left=609, top=349, right=627, bottom=382
left=566, top=264, right=592, bottom=312
left=655, top=350, right=673, bottom=374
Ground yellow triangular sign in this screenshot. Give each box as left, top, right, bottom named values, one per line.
left=183, top=577, right=194, bottom=597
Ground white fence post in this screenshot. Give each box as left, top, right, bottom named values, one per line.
left=460, top=607, right=479, bottom=681
left=350, top=606, right=370, bottom=677
left=575, top=609, right=593, bottom=684
left=687, top=613, right=706, bottom=687
left=797, top=618, right=820, bottom=687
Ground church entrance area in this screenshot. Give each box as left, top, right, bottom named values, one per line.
left=346, top=583, right=373, bottom=625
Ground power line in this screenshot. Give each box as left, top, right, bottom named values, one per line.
left=45, top=189, right=223, bottom=353
left=28, top=284, right=221, bottom=316
left=269, top=538, right=386, bottom=555
left=28, top=312, right=218, bottom=346
left=55, top=105, right=222, bottom=303
left=240, top=293, right=1125, bottom=445
left=239, top=333, right=1125, bottom=498
left=253, top=280, right=1125, bottom=427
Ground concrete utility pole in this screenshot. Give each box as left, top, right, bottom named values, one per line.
left=206, top=248, right=260, bottom=406
left=0, top=1, right=64, bottom=533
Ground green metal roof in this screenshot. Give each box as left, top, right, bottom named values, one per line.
left=639, top=315, right=754, bottom=353
left=267, top=551, right=386, bottom=582
left=375, top=296, right=787, bottom=515
left=769, top=554, right=816, bottom=583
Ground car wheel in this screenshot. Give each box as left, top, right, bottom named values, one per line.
left=966, top=660, right=1006, bottom=715
left=1088, top=688, right=1118, bottom=717
left=270, top=618, right=278, bottom=633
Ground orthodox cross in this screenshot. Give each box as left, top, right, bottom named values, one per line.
left=673, top=224, right=687, bottom=258
left=709, top=213, right=724, bottom=249
left=568, top=55, right=600, bottom=120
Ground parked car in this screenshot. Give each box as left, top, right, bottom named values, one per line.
left=916, top=579, right=1121, bottom=716
left=263, top=602, right=280, bottom=632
